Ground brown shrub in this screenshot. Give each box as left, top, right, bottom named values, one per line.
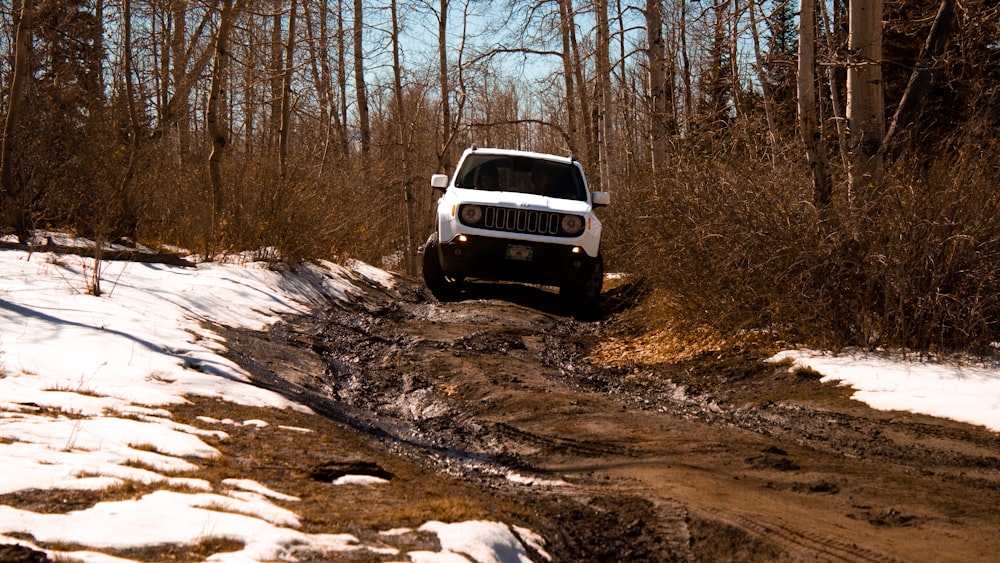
left=606, top=124, right=1000, bottom=353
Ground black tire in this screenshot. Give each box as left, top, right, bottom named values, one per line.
left=422, top=237, right=458, bottom=300
left=561, top=253, right=604, bottom=304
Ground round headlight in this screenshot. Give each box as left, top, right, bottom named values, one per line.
left=560, top=214, right=584, bottom=235
left=460, top=205, right=483, bottom=225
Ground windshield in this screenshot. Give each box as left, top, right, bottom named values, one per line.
left=455, top=154, right=587, bottom=202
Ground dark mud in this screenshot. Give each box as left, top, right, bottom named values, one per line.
left=225, top=274, right=1000, bottom=561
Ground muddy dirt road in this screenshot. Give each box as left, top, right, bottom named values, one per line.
left=226, top=274, right=1000, bottom=561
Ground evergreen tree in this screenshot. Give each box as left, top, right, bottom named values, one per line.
left=18, top=0, right=106, bottom=232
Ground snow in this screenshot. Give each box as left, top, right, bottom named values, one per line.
left=332, top=474, right=392, bottom=486
left=3, top=238, right=999, bottom=562
left=412, top=521, right=548, bottom=563
left=771, top=350, right=1000, bottom=432
left=0, top=243, right=547, bottom=562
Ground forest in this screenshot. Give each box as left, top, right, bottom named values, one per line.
left=1, top=0, right=998, bottom=352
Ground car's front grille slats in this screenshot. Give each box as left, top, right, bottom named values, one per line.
left=481, top=206, right=562, bottom=236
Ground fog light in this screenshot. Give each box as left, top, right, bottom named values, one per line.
left=572, top=260, right=582, bottom=269
left=457, top=234, right=468, bottom=242
left=454, top=248, right=463, bottom=256
left=571, top=246, right=582, bottom=254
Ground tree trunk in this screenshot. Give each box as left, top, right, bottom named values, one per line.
left=303, top=1, right=330, bottom=127
left=279, top=0, right=297, bottom=179
left=119, top=0, right=141, bottom=238
left=170, top=0, right=189, bottom=152
left=748, top=0, right=777, bottom=146
left=798, top=0, right=833, bottom=207
left=729, top=0, right=745, bottom=119
left=391, top=0, right=417, bottom=276
left=95, top=0, right=105, bottom=94
left=558, top=0, right=579, bottom=156
left=1, top=0, right=33, bottom=242
left=438, top=0, right=451, bottom=169
left=614, top=0, right=631, bottom=175
left=301, top=0, right=340, bottom=174
left=645, top=0, right=668, bottom=171
left=881, top=0, right=955, bottom=158
left=157, top=7, right=217, bottom=139
left=564, top=2, right=593, bottom=169
left=336, top=0, right=349, bottom=157
left=208, top=0, right=237, bottom=238
left=820, top=0, right=851, bottom=179
left=679, top=0, right=694, bottom=132
left=353, top=0, right=370, bottom=157
left=269, top=0, right=284, bottom=152
left=594, top=0, right=611, bottom=191
left=846, top=0, right=884, bottom=193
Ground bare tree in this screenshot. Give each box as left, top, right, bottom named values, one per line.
left=644, top=0, right=669, bottom=171
left=846, top=0, right=884, bottom=193
left=558, top=0, right=581, bottom=156
left=156, top=6, right=218, bottom=139
left=390, top=0, right=417, bottom=275
left=301, top=0, right=343, bottom=173
left=170, top=0, right=190, bottom=152
left=437, top=0, right=452, bottom=169
left=679, top=0, right=694, bottom=131
left=728, top=0, right=746, bottom=119
left=798, top=0, right=832, bottom=206
left=119, top=0, right=141, bottom=238
left=551, top=0, right=594, bottom=160
left=594, top=0, right=612, bottom=191
left=881, top=0, right=955, bottom=158
left=207, top=0, right=240, bottom=237
left=279, top=0, right=297, bottom=179
left=747, top=0, right=777, bottom=146
left=336, top=0, right=349, bottom=157
left=269, top=0, right=284, bottom=151
left=353, top=0, right=370, bottom=157
left=820, top=0, right=851, bottom=175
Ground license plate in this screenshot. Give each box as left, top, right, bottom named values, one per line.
left=505, top=244, right=533, bottom=262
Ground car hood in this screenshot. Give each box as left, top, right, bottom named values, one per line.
left=447, top=187, right=591, bottom=214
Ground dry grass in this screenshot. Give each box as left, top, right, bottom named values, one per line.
left=604, top=124, right=1000, bottom=354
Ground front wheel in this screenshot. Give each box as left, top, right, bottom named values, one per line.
left=422, top=237, right=459, bottom=300
left=561, top=253, right=604, bottom=304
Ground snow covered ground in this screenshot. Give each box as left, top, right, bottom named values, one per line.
left=2, top=236, right=999, bottom=561
left=771, top=349, right=1000, bottom=432
left=0, top=238, right=542, bottom=563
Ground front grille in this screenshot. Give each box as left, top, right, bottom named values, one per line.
left=483, top=206, right=561, bottom=236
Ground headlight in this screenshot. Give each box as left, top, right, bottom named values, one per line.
left=459, top=205, right=483, bottom=225
left=560, top=214, right=584, bottom=235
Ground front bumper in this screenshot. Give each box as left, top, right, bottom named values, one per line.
left=438, top=234, right=599, bottom=287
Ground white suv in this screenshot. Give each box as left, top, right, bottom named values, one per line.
left=423, top=146, right=610, bottom=302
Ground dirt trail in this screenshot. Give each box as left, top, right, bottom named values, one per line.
left=226, top=274, right=1000, bottom=562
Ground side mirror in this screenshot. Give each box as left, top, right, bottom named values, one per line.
left=431, top=174, right=449, bottom=191
left=592, top=191, right=610, bottom=207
